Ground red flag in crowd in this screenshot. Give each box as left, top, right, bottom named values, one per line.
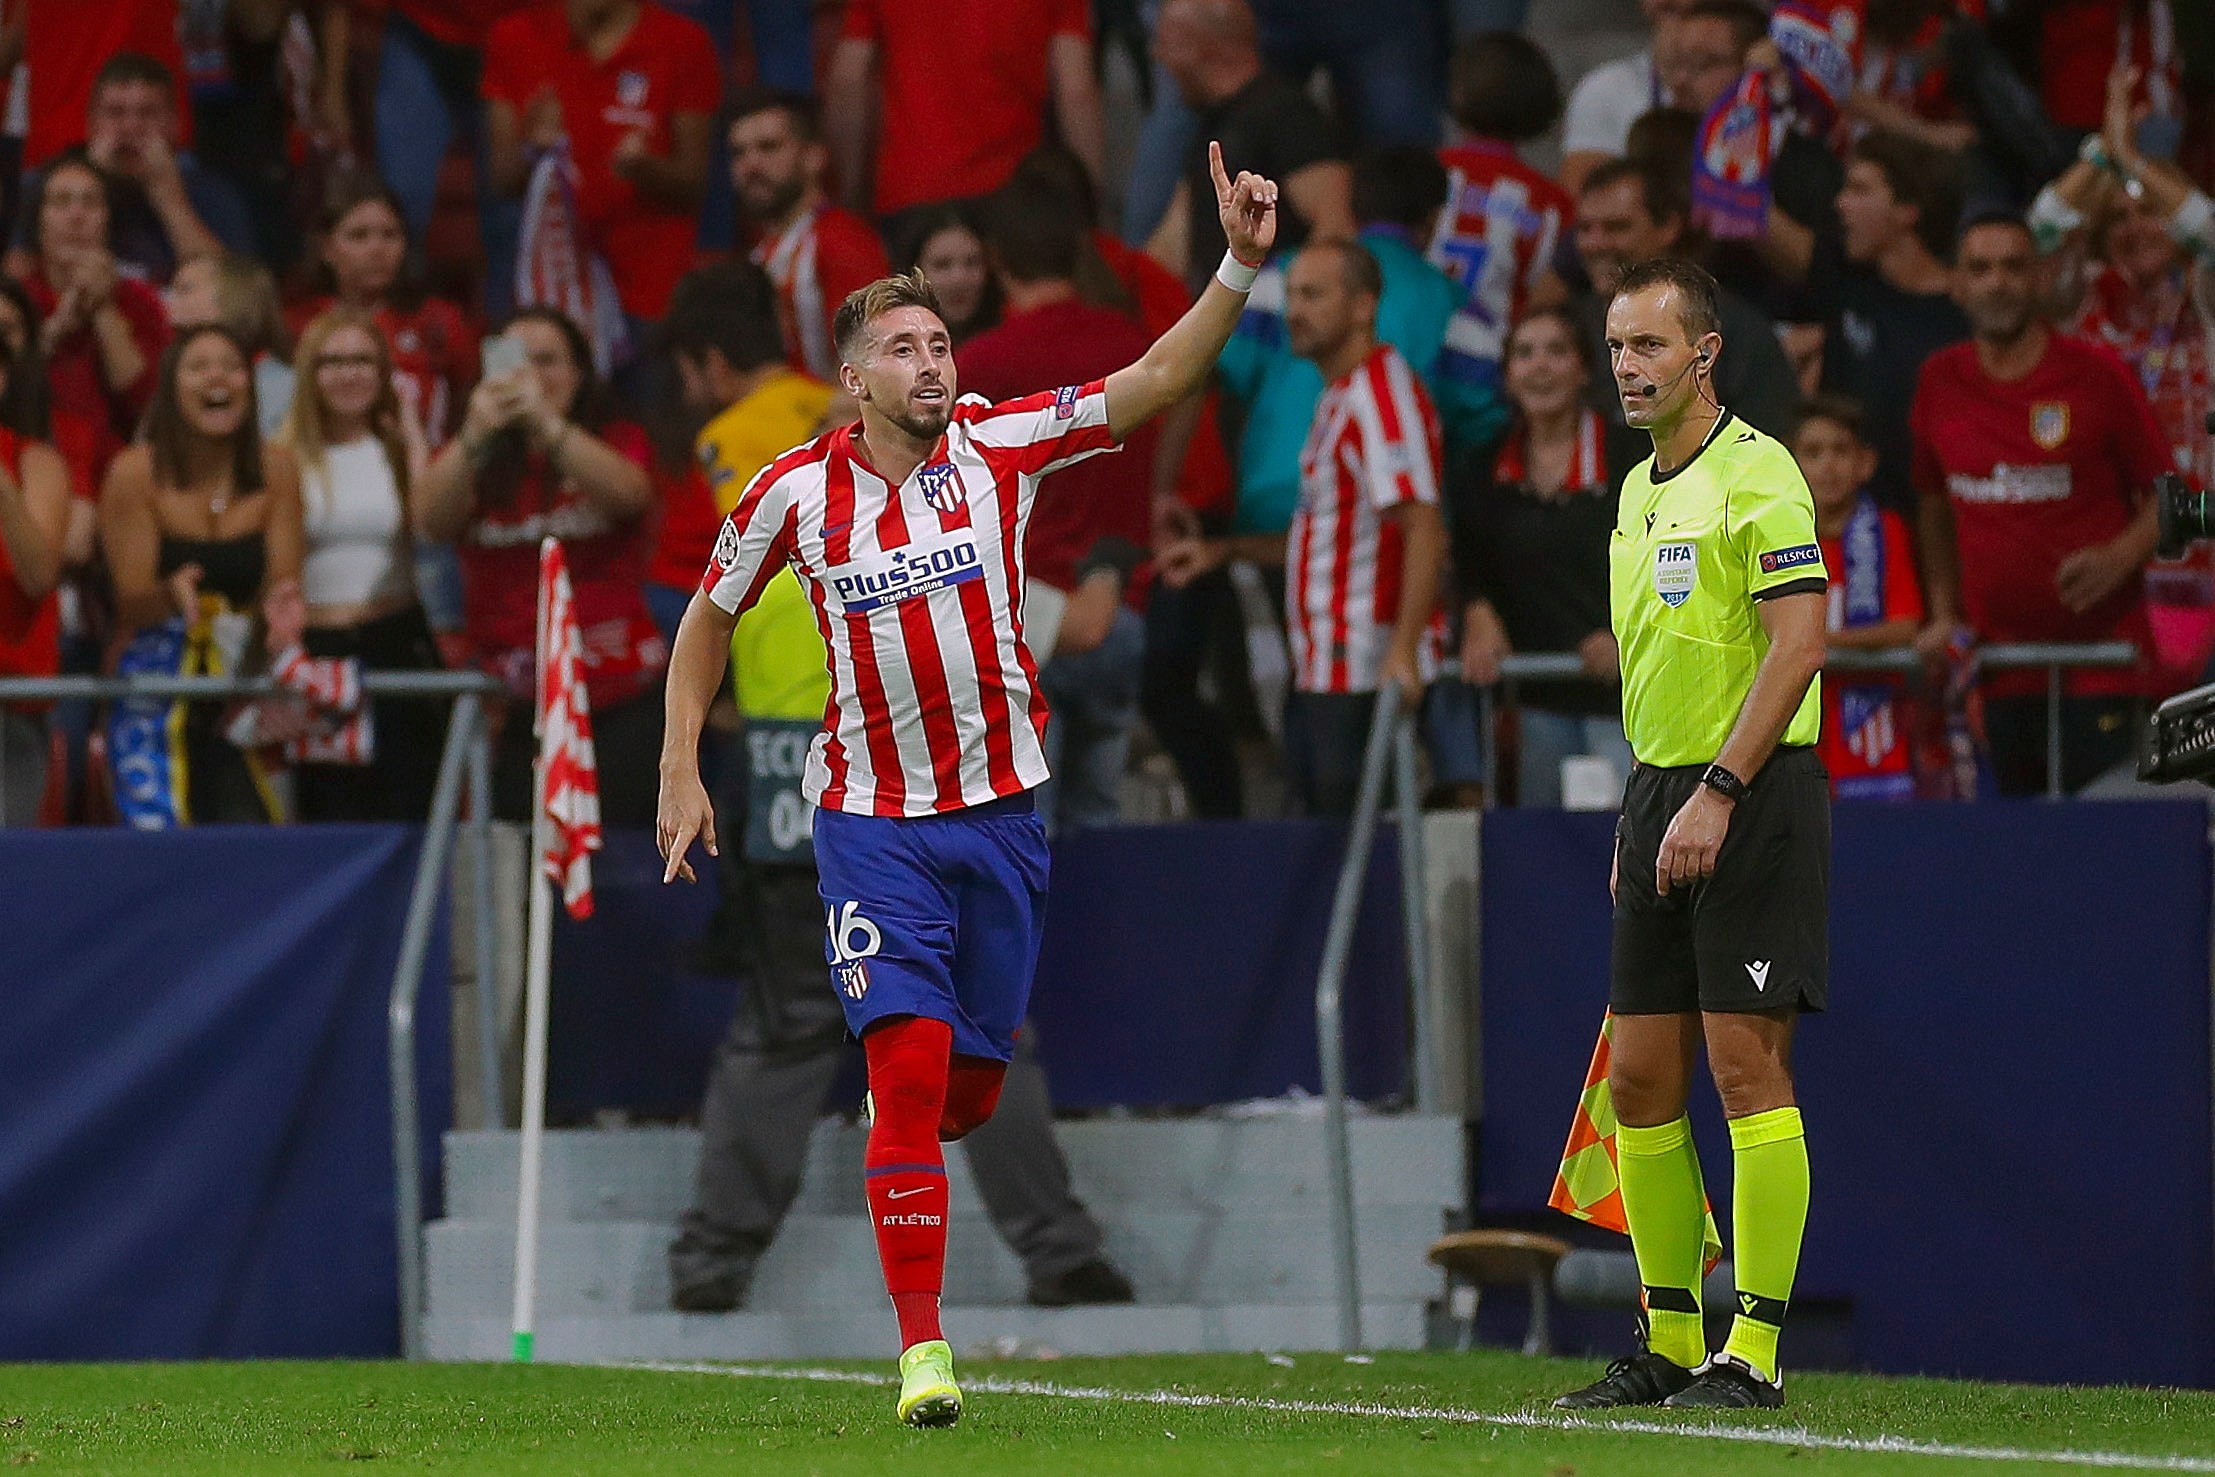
left=535, top=537, right=602, bottom=920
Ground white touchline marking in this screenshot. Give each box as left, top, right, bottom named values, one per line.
left=626, top=1361, right=2215, bottom=1473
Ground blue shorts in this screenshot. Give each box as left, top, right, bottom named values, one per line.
left=811, top=791, right=1050, bottom=1062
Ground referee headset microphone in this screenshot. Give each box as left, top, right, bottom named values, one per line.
left=1633, top=344, right=1715, bottom=404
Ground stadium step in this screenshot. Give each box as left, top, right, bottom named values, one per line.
left=441, top=1116, right=1462, bottom=1222
left=424, top=1301, right=1431, bottom=1362
left=425, top=1116, right=1463, bottom=1357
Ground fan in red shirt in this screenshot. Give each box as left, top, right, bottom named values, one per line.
left=1004, top=143, right=1234, bottom=524
left=827, top=0, right=1101, bottom=220
left=1912, top=216, right=2167, bottom=796
left=414, top=306, right=667, bottom=823
left=482, top=0, right=721, bottom=324
left=960, top=192, right=1158, bottom=650
left=19, top=156, right=170, bottom=483
left=1794, top=397, right=1922, bottom=800
left=16, top=0, right=186, bottom=169
left=727, top=88, right=890, bottom=384
left=0, top=404, right=75, bottom=824
left=291, top=176, right=481, bottom=453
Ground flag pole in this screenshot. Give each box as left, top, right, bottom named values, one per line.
left=510, top=776, right=555, bottom=1363
left=510, top=537, right=560, bottom=1364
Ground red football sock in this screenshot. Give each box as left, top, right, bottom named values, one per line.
left=863, top=1016, right=952, bottom=1348
left=940, top=1055, right=1007, bottom=1141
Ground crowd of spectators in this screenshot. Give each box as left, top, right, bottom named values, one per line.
left=0, top=0, right=2208, bottom=830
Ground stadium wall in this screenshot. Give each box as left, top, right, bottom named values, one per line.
left=6, top=806, right=2210, bottom=1383
left=1479, top=799, right=2215, bottom=1388
left=0, top=826, right=450, bottom=1361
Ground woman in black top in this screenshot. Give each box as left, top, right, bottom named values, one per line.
left=1453, top=306, right=1640, bottom=807
left=101, top=325, right=304, bottom=823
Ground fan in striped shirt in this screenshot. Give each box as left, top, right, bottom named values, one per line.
left=1155, top=237, right=1451, bottom=816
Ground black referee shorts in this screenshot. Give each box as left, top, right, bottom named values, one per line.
left=1610, top=746, right=1830, bottom=1016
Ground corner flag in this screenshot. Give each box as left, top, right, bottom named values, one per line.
left=1550, top=1012, right=1724, bottom=1275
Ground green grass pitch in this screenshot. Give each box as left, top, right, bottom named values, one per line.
left=6, top=1350, right=2215, bottom=1475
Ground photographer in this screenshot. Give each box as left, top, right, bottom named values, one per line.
left=415, top=308, right=666, bottom=824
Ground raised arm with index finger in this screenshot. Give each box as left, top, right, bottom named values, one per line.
left=1101, top=140, right=1279, bottom=440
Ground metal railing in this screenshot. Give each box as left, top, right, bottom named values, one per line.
left=1480, top=640, right=2140, bottom=801
left=0, top=667, right=507, bottom=1361
left=1311, top=679, right=1432, bottom=1352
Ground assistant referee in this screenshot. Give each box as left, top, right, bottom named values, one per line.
left=1554, top=259, right=1829, bottom=1414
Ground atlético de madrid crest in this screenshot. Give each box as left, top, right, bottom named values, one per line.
left=2030, top=401, right=2070, bottom=451
left=918, top=462, right=966, bottom=515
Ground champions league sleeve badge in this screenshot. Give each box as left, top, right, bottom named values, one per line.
left=1654, top=541, right=1698, bottom=608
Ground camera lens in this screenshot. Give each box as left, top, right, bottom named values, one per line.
left=2157, top=471, right=2215, bottom=558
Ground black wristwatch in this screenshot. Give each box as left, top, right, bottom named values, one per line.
left=1700, top=763, right=1749, bottom=803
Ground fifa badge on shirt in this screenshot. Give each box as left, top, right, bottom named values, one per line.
left=2031, top=401, right=2071, bottom=451
left=1654, top=541, right=1698, bottom=608
left=918, top=462, right=966, bottom=515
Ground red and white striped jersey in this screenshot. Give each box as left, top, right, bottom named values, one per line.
left=753, top=202, right=892, bottom=384
left=1426, top=141, right=1574, bottom=389
left=702, top=381, right=1119, bottom=816
left=1287, top=345, right=1444, bottom=694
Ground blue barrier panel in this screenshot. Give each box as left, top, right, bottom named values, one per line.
left=0, top=825, right=450, bottom=1360
left=550, top=822, right=1413, bottom=1115
left=1479, top=799, right=2215, bottom=1387
left=1029, top=820, right=1409, bottom=1107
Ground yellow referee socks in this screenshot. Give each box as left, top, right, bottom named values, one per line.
left=1616, top=1115, right=1709, bottom=1369
left=1721, top=1106, right=1809, bottom=1382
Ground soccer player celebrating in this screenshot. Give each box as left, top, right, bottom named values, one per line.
left=656, top=144, right=1277, bottom=1428
left=1557, top=258, right=1830, bottom=1412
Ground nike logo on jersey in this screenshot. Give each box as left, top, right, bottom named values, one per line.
left=1746, top=960, right=1772, bottom=991
left=885, top=1186, right=935, bottom=1201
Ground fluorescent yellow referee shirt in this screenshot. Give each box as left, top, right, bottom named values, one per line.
left=696, top=369, right=836, bottom=722
left=1609, top=411, right=1828, bottom=768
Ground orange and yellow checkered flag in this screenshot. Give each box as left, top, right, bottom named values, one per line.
left=1549, top=1012, right=1724, bottom=1274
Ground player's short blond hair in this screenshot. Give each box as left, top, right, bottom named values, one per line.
left=833, top=272, right=947, bottom=365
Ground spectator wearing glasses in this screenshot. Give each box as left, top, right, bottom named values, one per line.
left=282, top=310, right=445, bottom=824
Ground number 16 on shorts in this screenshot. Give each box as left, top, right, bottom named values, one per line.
left=827, top=900, right=882, bottom=1001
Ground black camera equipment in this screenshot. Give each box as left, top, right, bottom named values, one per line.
left=2142, top=409, right=2215, bottom=781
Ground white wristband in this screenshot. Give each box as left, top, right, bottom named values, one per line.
left=1214, top=249, right=1261, bottom=293
left=2169, top=189, right=2215, bottom=261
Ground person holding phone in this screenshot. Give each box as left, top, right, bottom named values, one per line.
left=415, top=307, right=665, bottom=822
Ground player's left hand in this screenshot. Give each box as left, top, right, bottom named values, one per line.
left=1209, top=141, right=1278, bottom=266
left=1656, top=786, right=1732, bottom=895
